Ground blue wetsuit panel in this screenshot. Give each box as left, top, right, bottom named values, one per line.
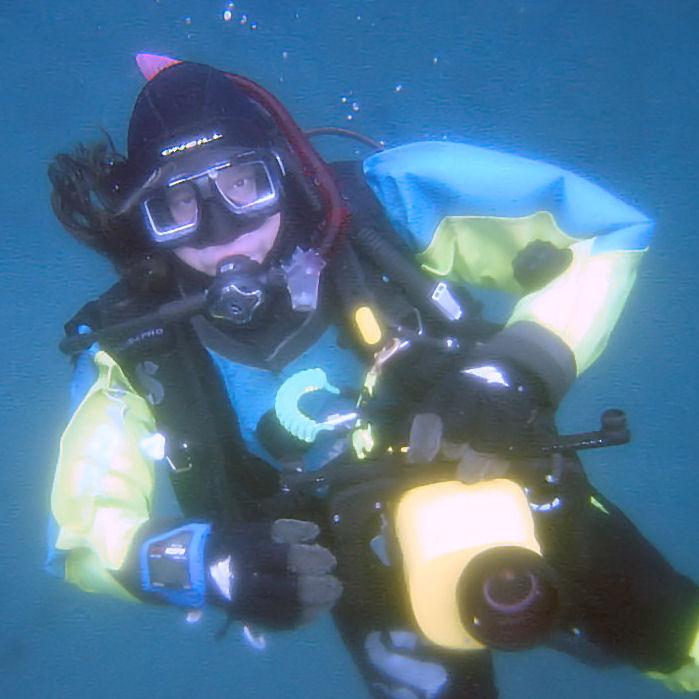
left=363, top=141, right=654, bottom=255
left=208, top=325, right=367, bottom=471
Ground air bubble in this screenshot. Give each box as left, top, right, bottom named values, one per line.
left=223, top=9, right=232, bottom=21
left=351, top=101, right=360, bottom=112
left=394, top=84, right=403, bottom=93
left=186, top=610, right=203, bottom=623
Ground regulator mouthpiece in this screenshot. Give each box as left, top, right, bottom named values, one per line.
left=208, top=256, right=267, bottom=324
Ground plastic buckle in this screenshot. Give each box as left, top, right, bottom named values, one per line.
left=431, top=282, right=463, bottom=321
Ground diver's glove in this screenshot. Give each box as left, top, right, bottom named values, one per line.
left=424, top=359, right=556, bottom=455
left=117, top=518, right=342, bottom=629
left=206, top=518, right=342, bottom=629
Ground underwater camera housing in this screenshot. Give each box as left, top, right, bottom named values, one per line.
left=457, top=545, right=558, bottom=650
left=394, top=478, right=558, bottom=652
left=392, top=410, right=629, bottom=652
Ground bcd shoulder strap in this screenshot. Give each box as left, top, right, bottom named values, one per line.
left=64, top=281, right=279, bottom=524
left=328, top=160, right=499, bottom=348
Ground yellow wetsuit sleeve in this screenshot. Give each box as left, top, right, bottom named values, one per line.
left=51, top=350, right=156, bottom=600
left=647, top=624, right=699, bottom=693
left=416, top=211, right=645, bottom=379
left=363, top=142, right=653, bottom=390
left=507, top=238, right=642, bottom=374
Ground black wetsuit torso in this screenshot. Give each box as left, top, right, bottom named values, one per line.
left=63, top=160, right=699, bottom=699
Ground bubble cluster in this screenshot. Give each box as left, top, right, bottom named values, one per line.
left=205, top=4, right=440, bottom=118
left=338, top=93, right=362, bottom=121
left=220, top=3, right=258, bottom=30
left=278, top=50, right=290, bottom=83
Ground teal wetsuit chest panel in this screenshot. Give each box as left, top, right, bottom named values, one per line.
left=208, top=325, right=366, bottom=471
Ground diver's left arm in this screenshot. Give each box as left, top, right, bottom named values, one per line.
left=48, top=349, right=343, bottom=623
left=49, top=349, right=156, bottom=600
left=364, top=141, right=654, bottom=406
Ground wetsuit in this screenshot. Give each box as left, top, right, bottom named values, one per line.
left=48, top=142, right=699, bottom=696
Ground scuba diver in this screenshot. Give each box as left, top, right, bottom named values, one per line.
left=47, top=53, right=699, bottom=698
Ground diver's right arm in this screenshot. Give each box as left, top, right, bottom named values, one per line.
left=50, top=349, right=340, bottom=624
left=115, top=517, right=341, bottom=627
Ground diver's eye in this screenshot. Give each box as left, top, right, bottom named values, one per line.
left=171, top=192, right=195, bottom=206
left=216, top=164, right=259, bottom=206
left=166, top=182, right=198, bottom=224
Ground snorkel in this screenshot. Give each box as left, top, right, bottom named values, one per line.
left=224, top=73, right=349, bottom=258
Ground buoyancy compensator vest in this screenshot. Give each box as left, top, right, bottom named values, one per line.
left=62, top=161, right=500, bottom=523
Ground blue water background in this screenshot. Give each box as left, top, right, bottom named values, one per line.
left=2, top=1, right=698, bottom=697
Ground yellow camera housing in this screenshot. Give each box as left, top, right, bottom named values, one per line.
left=395, top=478, right=542, bottom=650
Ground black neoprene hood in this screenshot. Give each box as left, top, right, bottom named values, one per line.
left=126, top=62, right=278, bottom=186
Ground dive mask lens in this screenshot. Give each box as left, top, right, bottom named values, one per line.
left=141, top=180, right=200, bottom=245
left=213, top=156, right=278, bottom=213
left=140, top=150, right=282, bottom=248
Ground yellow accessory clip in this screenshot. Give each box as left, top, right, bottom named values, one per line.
left=354, top=305, right=383, bottom=346
left=351, top=424, right=375, bottom=460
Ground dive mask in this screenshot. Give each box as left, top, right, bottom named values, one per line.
left=139, top=147, right=284, bottom=247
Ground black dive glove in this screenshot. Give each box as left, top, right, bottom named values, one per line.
left=117, top=518, right=342, bottom=630
left=206, top=519, right=342, bottom=629
left=423, top=359, right=556, bottom=455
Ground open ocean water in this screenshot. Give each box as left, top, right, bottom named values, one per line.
left=1, top=1, right=698, bottom=697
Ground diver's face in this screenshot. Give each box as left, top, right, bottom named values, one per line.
left=174, top=212, right=281, bottom=276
